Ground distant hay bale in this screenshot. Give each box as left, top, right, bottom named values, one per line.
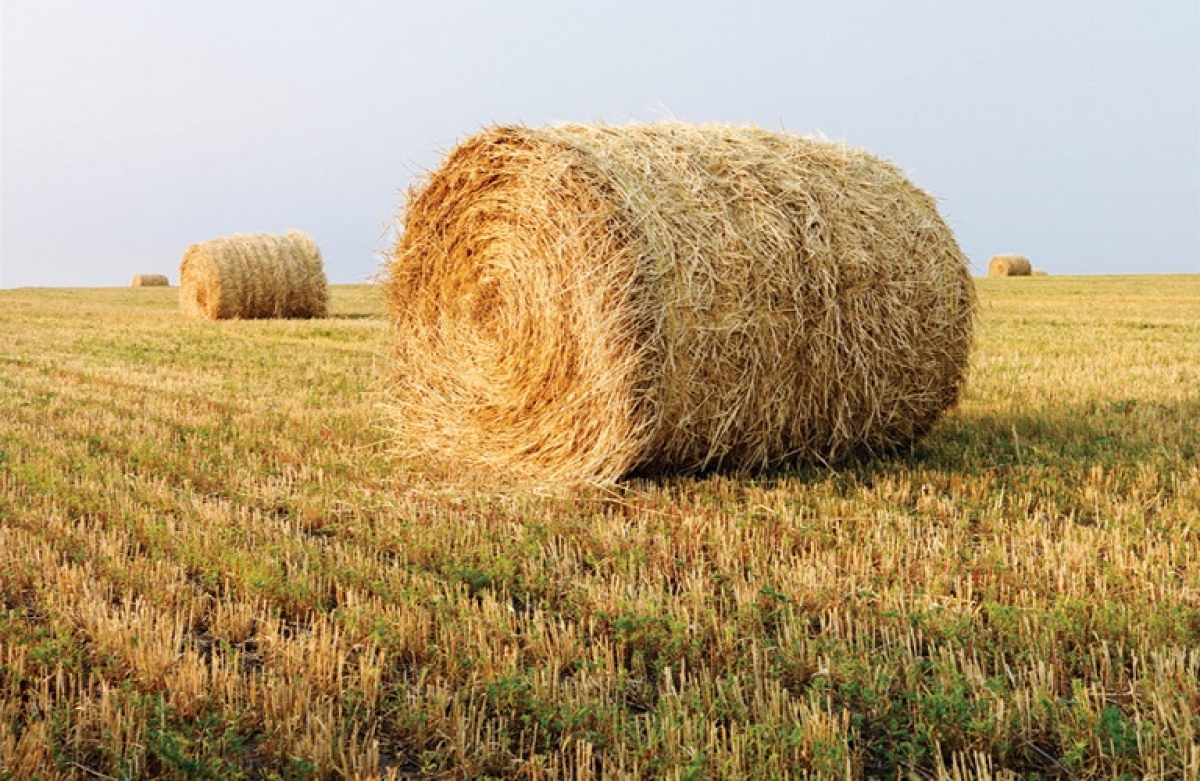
left=385, top=123, right=976, bottom=484
left=1031, top=269, right=1049, bottom=277
left=987, top=254, right=1032, bottom=277
left=131, top=274, right=169, bottom=287
left=179, top=231, right=327, bottom=320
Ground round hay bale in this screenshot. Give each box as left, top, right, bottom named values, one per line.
left=131, top=274, right=169, bottom=287
left=987, top=254, right=1032, bottom=277
left=385, top=123, right=976, bottom=484
left=179, top=231, right=327, bottom=320
left=1031, top=269, right=1049, bottom=277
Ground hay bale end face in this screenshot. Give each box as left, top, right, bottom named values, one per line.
left=988, top=254, right=1033, bottom=277
left=131, top=274, right=169, bottom=287
left=179, top=231, right=327, bottom=320
left=385, top=123, right=976, bottom=484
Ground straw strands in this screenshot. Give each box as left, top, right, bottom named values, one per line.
left=385, top=123, right=976, bottom=484
left=131, top=274, right=169, bottom=287
left=988, top=254, right=1033, bottom=277
left=179, top=232, right=327, bottom=320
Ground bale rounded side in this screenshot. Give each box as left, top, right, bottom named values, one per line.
left=385, top=123, right=976, bottom=484
left=987, top=254, right=1033, bottom=277
left=131, top=274, right=169, bottom=287
left=179, top=231, right=327, bottom=320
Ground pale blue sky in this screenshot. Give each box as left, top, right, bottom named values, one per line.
left=2, top=0, right=1198, bottom=287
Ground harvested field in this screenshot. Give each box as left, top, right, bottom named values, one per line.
left=1, top=277, right=1198, bottom=778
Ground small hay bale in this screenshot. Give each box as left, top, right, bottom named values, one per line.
left=1031, top=269, right=1049, bottom=277
left=131, top=274, right=169, bottom=287
left=987, top=254, right=1033, bottom=277
left=384, top=123, right=976, bottom=484
left=179, top=231, right=327, bottom=320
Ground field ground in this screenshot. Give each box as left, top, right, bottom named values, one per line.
left=1, top=276, right=1198, bottom=779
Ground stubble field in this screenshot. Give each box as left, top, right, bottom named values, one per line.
left=1, top=276, right=1198, bottom=779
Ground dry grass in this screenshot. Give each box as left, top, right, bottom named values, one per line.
left=130, top=274, right=169, bottom=288
left=1, top=277, right=1197, bottom=778
left=386, top=124, right=976, bottom=485
left=988, top=254, right=1033, bottom=277
left=179, top=231, right=327, bottom=320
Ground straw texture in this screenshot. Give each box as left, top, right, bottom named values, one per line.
left=131, top=274, right=169, bottom=287
left=385, top=123, right=976, bottom=484
left=179, top=232, right=327, bottom=320
left=987, top=254, right=1033, bottom=277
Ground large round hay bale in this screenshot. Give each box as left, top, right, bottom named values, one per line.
left=385, top=123, right=976, bottom=484
left=131, top=274, right=169, bottom=287
left=987, top=254, right=1032, bottom=277
left=179, top=231, right=327, bottom=320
